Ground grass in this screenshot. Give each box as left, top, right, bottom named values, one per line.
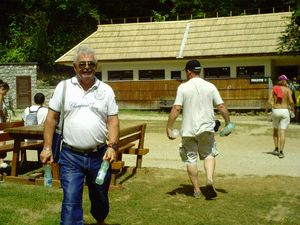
left=2, top=111, right=300, bottom=224
left=0, top=169, right=300, bottom=225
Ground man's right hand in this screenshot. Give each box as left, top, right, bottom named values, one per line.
left=40, top=147, right=54, bottom=163
left=166, top=128, right=176, bottom=140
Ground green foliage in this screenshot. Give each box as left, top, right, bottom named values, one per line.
left=0, top=0, right=99, bottom=70
left=278, top=8, right=300, bottom=54
left=152, top=10, right=168, bottom=21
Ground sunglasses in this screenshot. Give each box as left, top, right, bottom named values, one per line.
left=78, top=61, right=96, bottom=69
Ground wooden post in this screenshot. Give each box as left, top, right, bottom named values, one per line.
left=136, top=155, right=142, bottom=168
left=52, top=163, right=60, bottom=180
left=11, top=139, right=21, bottom=176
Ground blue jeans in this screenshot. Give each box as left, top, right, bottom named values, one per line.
left=59, top=145, right=111, bottom=225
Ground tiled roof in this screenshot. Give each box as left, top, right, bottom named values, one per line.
left=55, top=12, right=292, bottom=64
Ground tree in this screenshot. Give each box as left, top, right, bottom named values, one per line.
left=278, top=7, right=300, bottom=54
left=0, top=0, right=99, bottom=70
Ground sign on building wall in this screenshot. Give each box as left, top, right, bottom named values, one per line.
left=250, top=76, right=269, bottom=84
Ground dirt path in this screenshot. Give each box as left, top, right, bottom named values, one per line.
left=14, top=114, right=300, bottom=178
left=121, top=114, right=300, bottom=177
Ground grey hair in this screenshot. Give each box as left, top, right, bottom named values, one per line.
left=73, top=45, right=97, bottom=64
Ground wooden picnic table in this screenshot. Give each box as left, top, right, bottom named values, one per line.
left=4, top=123, right=149, bottom=187
left=4, top=125, right=60, bottom=181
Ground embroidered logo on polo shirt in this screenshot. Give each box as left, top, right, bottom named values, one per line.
left=70, top=101, right=93, bottom=108
left=94, top=90, right=105, bottom=100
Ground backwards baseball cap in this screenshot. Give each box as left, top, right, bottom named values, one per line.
left=278, top=74, right=289, bottom=81
left=184, top=59, right=201, bottom=72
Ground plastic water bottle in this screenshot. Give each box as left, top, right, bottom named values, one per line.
left=95, top=160, right=110, bottom=185
left=220, top=122, right=235, bottom=137
left=290, top=110, right=295, bottom=119
left=44, top=164, right=52, bottom=188
left=171, top=129, right=180, bottom=138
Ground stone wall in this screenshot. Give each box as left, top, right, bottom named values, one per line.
left=0, top=63, right=55, bottom=118
left=0, top=63, right=35, bottom=109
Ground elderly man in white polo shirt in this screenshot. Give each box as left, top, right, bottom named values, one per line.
left=40, top=45, right=119, bottom=225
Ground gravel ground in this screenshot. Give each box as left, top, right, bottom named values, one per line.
left=11, top=114, right=300, bottom=178
left=121, top=114, right=300, bottom=177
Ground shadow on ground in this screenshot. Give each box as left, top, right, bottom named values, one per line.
left=167, top=183, right=229, bottom=200
left=0, top=161, right=43, bottom=177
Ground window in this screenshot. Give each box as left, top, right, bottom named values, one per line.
left=107, top=70, right=133, bottom=81
left=171, top=71, right=181, bottom=80
left=139, top=70, right=165, bottom=80
left=204, top=67, right=230, bottom=78
left=237, top=66, right=264, bottom=78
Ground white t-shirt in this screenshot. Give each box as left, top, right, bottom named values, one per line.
left=49, top=77, right=118, bottom=149
left=174, top=77, right=224, bottom=136
left=23, top=105, right=48, bottom=125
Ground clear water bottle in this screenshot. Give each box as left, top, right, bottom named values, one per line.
left=95, top=160, right=110, bottom=185
left=44, top=164, right=52, bottom=188
left=171, top=129, right=180, bottom=138
left=220, top=122, right=235, bottom=137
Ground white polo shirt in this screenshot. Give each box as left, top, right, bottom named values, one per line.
left=174, top=77, right=223, bottom=136
left=49, top=77, right=118, bottom=149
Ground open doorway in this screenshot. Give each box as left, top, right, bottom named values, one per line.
left=275, top=66, right=298, bottom=80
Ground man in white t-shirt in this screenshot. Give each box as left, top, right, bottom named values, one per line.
left=22, top=92, right=48, bottom=142
left=22, top=92, right=48, bottom=125
left=40, top=45, right=119, bottom=225
left=166, top=59, right=231, bottom=199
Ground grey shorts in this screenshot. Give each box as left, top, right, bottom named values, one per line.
left=179, top=131, right=218, bottom=164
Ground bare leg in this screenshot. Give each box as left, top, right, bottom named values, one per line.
left=279, top=129, right=286, bottom=151
left=203, top=156, right=215, bottom=185
left=273, top=128, right=279, bottom=149
left=186, top=163, right=200, bottom=193
left=203, top=155, right=217, bottom=199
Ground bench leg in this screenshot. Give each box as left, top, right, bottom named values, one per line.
left=136, top=155, right=143, bottom=169
left=110, top=172, right=117, bottom=186
left=21, top=150, right=27, bottom=164
left=52, top=163, right=60, bottom=180
left=11, top=139, right=21, bottom=176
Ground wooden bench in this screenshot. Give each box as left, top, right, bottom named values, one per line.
left=110, top=123, right=149, bottom=186
left=0, top=121, right=44, bottom=165
left=2, top=122, right=148, bottom=187
left=159, top=99, right=174, bottom=112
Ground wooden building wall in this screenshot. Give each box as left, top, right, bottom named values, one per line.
left=212, top=78, right=269, bottom=110
left=107, top=78, right=269, bottom=110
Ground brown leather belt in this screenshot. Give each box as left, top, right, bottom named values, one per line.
left=63, top=143, right=106, bottom=154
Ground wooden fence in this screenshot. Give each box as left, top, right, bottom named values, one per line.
left=107, top=78, right=270, bottom=110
